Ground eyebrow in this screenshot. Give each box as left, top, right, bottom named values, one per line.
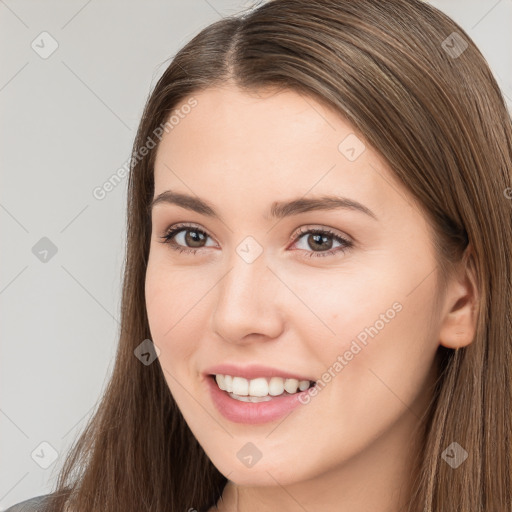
left=150, top=190, right=378, bottom=221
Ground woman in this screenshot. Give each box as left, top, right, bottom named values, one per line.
left=7, top=0, right=511, bottom=510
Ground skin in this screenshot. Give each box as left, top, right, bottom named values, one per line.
left=144, top=84, right=478, bottom=512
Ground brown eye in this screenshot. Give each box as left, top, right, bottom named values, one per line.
left=181, top=229, right=207, bottom=247
left=292, top=227, right=353, bottom=258
left=159, top=224, right=215, bottom=254
left=305, top=233, right=334, bottom=251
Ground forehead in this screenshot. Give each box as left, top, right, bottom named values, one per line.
left=159, top=85, right=348, bottom=161
left=152, top=85, right=415, bottom=222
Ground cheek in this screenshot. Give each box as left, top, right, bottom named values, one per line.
left=144, top=259, right=203, bottom=375
left=313, top=270, right=440, bottom=430
left=297, top=255, right=439, bottom=390
left=283, top=263, right=404, bottom=350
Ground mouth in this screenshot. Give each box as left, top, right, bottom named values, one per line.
left=208, top=374, right=317, bottom=403
left=205, top=371, right=317, bottom=424
left=202, top=364, right=319, bottom=424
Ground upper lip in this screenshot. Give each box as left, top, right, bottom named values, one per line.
left=204, top=363, right=316, bottom=382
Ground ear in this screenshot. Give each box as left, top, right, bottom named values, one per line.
left=439, top=245, right=479, bottom=349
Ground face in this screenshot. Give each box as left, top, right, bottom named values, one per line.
left=145, top=84, right=444, bottom=487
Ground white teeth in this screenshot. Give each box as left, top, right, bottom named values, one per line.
left=214, top=374, right=313, bottom=397
left=228, top=393, right=273, bottom=403
left=298, top=380, right=310, bottom=391
left=215, top=374, right=226, bottom=390
left=284, top=378, right=299, bottom=394
left=268, top=376, right=284, bottom=396
left=232, top=376, right=249, bottom=396
left=249, top=377, right=269, bottom=397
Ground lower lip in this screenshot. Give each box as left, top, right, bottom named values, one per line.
left=205, top=375, right=314, bottom=425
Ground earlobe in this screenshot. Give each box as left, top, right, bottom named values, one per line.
left=438, top=245, right=479, bottom=350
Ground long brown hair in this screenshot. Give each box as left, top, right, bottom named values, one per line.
left=44, top=1, right=512, bottom=510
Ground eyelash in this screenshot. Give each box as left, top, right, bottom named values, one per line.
left=158, top=222, right=353, bottom=259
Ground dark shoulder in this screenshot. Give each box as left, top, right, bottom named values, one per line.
left=4, top=494, right=51, bottom=512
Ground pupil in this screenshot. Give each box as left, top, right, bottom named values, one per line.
left=310, top=233, right=332, bottom=251
left=185, top=230, right=206, bottom=247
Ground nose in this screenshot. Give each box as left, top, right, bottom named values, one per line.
left=211, top=250, right=285, bottom=345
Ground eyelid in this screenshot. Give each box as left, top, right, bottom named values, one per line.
left=287, top=224, right=353, bottom=246
left=159, top=222, right=353, bottom=258
left=287, top=225, right=353, bottom=258
left=159, top=222, right=218, bottom=247
left=160, top=223, right=351, bottom=244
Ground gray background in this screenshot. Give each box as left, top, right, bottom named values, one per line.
left=1, top=0, right=510, bottom=508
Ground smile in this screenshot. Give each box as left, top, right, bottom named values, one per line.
left=205, top=374, right=317, bottom=424
left=214, top=374, right=315, bottom=401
